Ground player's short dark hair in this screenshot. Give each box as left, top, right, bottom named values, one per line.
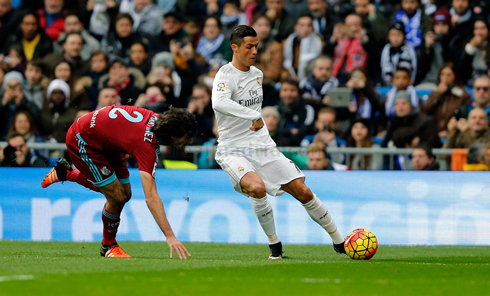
left=27, top=59, right=45, bottom=74
left=415, top=143, right=435, bottom=160
left=230, top=25, right=257, bottom=46
left=152, top=106, right=197, bottom=143
left=392, top=127, right=417, bottom=148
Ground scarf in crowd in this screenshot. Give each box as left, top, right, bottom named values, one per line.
left=380, top=42, right=417, bottom=85
left=394, top=8, right=422, bottom=49
left=220, top=13, right=247, bottom=26
left=300, top=74, right=339, bottom=101
left=449, top=7, right=472, bottom=24
left=115, top=77, right=131, bottom=95
left=352, top=93, right=372, bottom=119
left=197, top=34, right=225, bottom=62
left=385, top=85, right=419, bottom=119
left=332, top=37, right=368, bottom=77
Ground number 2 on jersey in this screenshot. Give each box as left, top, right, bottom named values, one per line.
left=109, top=108, right=143, bottom=123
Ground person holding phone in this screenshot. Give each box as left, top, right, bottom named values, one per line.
left=0, top=132, right=45, bottom=167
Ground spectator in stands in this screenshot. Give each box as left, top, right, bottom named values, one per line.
left=54, top=12, right=100, bottom=62
left=262, top=0, right=295, bottom=42
left=301, top=107, right=346, bottom=164
left=392, top=126, right=419, bottom=148
left=450, top=0, right=474, bottom=39
left=44, top=32, right=90, bottom=77
left=460, top=18, right=490, bottom=83
left=7, top=110, right=43, bottom=144
left=382, top=67, right=422, bottom=123
left=444, top=108, right=490, bottom=148
left=300, top=55, right=338, bottom=108
left=275, top=78, right=315, bottom=146
left=85, top=0, right=118, bottom=40
left=346, top=118, right=383, bottom=170
left=457, top=75, right=490, bottom=122
left=196, top=16, right=233, bottom=62
left=101, top=13, right=149, bottom=62
left=463, top=143, right=490, bottom=171
left=354, top=0, right=389, bottom=49
left=417, top=6, right=462, bottom=87
left=24, top=59, right=45, bottom=110
left=134, top=82, right=173, bottom=113
left=382, top=90, right=441, bottom=149
left=283, top=13, right=322, bottom=81
left=0, top=71, right=39, bottom=140
left=0, top=0, right=19, bottom=53
left=49, top=61, right=90, bottom=110
left=96, top=86, right=119, bottom=108
left=346, top=67, right=382, bottom=129
left=422, top=62, right=471, bottom=138
left=305, top=142, right=348, bottom=170
left=4, top=11, right=52, bottom=60
left=198, top=57, right=227, bottom=89
left=0, top=132, right=45, bottom=167
left=307, top=0, right=339, bottom=43
left=262, top=106, right=280, bottom=142
left=38, top=0, right=67, bottom=42
left=3, top=44, right=26, bottom=74
left=154, top=12, right=186, bottom=53
left=147, top=52, right=182, bottom=105
left=86, top=50, right=109, bottom=109
left=99, top=57, right=145, bottom=106
left=40, top=79, right=77, bottom=143
left=325, top=14, right=369, bottom=84
left=252, top=14, right=283, bottom=84
left=128, top=41, right=152, bottom=76
left=380, top=22, right=417, bottom=86
left=187, top=84, right=214, bottom=145
left=221, top=0, right=248, bottom=39
left=412, top=143, right=439, bottom=170
left=122, top=0, right=163, bottom=38
left=393, top=0, right=431, bottom=49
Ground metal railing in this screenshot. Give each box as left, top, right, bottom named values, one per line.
left=1, top=141, right=454, bottom=170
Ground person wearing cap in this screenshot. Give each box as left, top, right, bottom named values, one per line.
left=40, top=79, right=77, bottom=143
left=346, top=117, right=383, bottom=170
left=380, top=21, right=417, bottom=86
left=382, top=89, right=440, bottom=149
left=99, top=56, right=145, bottom=106
left=0, top=71, right=39, bottom=140
left=393, top=0, right=431, bottom=49
left=417, top=6, right=463, bottom=87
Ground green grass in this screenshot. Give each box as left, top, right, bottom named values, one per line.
left=0, top=242, right=489, bottom=296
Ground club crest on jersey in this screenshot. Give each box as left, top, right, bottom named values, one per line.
left=101, top=166, right=111, bottom=176
left=257, top=77, right=261, bottom=86
left=217, top=82, right=226, bottom=92
left=238, top=166, right=244, bottom=173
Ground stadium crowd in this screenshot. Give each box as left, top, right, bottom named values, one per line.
left=0, top=0, right=490, bottom=170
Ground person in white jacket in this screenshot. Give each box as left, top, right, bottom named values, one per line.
left=283, top=13, right=323, bottom=80
left=212, top=25, right=345, bottom=260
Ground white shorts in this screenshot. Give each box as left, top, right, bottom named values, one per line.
left=215, top=146, right=305, bottom=197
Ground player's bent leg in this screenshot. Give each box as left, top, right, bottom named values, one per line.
left=98, top=179, right=131, bottom=258
left=241, top=172, right=282, bottom=259
left=41, top=158, right=100, bottom=192
left=281, top=178, right=346, bottom=254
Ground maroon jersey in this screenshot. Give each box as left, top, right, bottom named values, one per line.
left=72, top=106, right=160, bottom=175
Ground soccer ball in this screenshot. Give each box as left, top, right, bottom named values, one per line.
left=344, top=228, right=378, bottom=260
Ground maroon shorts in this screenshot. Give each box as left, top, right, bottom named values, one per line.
left=66, top=127, right=130, bottom=187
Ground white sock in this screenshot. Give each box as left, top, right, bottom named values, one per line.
left=251, top=196, right=280, bottom=244
left=302, top=194, right=344, bottom=244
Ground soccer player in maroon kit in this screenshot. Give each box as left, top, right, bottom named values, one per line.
left=42, top=106, right=197, bottom=258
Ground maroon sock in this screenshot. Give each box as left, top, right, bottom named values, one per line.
left=67, top=168, right=101, bottom=192
left=102, top=208, right=120, bottom=246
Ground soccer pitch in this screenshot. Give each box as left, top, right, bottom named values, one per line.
left=0, top=242, right=488, bottom=295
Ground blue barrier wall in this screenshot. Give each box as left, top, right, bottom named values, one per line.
left=0, top=168, right=489, bottom=245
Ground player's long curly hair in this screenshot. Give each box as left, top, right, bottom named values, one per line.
left=151, top=106, right=197, bottom=144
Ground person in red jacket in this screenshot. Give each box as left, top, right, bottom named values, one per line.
left=37, top=0, right=67, bottom=42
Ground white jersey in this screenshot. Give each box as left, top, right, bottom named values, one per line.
left=212, top=63, right=275, bottom=148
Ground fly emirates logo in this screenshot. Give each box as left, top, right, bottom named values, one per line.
left=239, top=89, right=263, bottom=107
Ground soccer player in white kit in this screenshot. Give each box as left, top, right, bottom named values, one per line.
left=212, top=25, right=346, bottom=259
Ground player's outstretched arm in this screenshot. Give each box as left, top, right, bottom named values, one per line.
left=140, top=171, right=191, bottom=259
